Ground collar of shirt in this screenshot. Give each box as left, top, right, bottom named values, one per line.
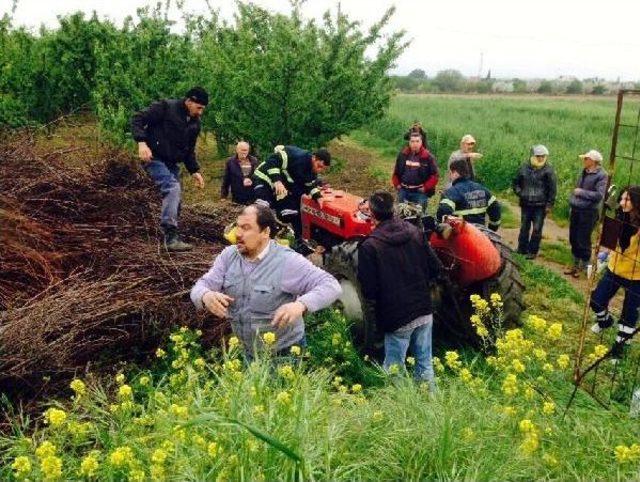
left=242, top=240, right=271, bottom=263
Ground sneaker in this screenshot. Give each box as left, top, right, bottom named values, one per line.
left=564, top=266, right=577, bottom=276
left=525, top=253, right=536, bottom=260
left=590, top=315, right=614, bottom=334
left=610, top=343, right=627, bottom=364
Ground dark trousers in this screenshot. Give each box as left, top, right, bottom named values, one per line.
left=590, top=268, right=640, bottom=328
left=254, top=183, right=303, bottom=237
left=517, top=205, right=546, bottom=255
left=569, top=208, right=599, bottom=263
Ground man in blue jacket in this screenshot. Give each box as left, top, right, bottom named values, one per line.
left=564, top=150, right=608, bottom=278
left=131, top=86, right=208, bottom=251
left=437, top=159, right=501, bottom=230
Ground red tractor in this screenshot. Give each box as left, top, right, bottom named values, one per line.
left=300, top=188, right=524, bottom=352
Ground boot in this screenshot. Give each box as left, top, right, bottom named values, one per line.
left=164, top=227, right=193, bottom=252
left=564, top=258, right=580, bottom=277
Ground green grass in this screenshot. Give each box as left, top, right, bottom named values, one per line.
left=501, top=203, right=518, bottom=229
left=540, top=241, right=574, bottom=266
left=351, top=94, right=640, bottom=220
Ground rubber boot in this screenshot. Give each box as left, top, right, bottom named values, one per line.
left=164, top=227, right=193, bottom=252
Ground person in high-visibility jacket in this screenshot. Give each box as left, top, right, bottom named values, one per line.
left=253, top=145, right=331, bottom=238
left=437, top=158, right=501, bottom=231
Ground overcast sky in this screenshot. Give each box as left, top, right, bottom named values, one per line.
left=3, top=0, right=639, bottom=81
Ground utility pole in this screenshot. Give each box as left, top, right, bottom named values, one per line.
left=477, top=51, right=484, bottom=79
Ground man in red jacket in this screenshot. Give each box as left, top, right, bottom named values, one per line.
left=391, top=132, right=439, bottom=212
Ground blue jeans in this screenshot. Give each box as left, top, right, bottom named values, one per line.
left=398, top=189, right=429, bottom=212
left=383, top=319, right=434, bottom=386
left=518, top=206, right=546, bottom=255
left=590, top=268, right=640, bottom=328
left=144, top=159, right=181, bottom=230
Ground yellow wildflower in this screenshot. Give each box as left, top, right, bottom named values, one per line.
left=262, top=332, right=276, bottom=345
left=533, top=348, right=547, bottom=361
left=490, top=292, right=503, bottom=307
left=406, top=356, right=416, bottom=366
left=129, top=469, right=146, bottom=482
left=388, top=363, right=401, bottom=375
left=278, top=364, right=295, bottom=380
left=542, top=363, right=554, bottom=372
left=79, top=453, right=99, bottom=478
left=502, top=405, right=517, bottom=417
left=151, top=448, right=168, bottom=465
left=208, top=441, right=220, bottom=457
left=502, top=374, right=519, bottom=396
left=151, top=464, right=165, bottom=481
left=70, top=379, right=86, bottom=397
left=331, top=333, right=342, bottom=346
left=557, top=354, right=571, bottom=370
left=511, top=359, right=526, bottom=373
left=117, top=384, right=133, bottom=399
left=520, top=433, right=540, bottom=455
left=139, top=375, right=151, bottom=386
left=115, top=373, right=126, bottom=385
left=109, top=446, right=134, bottom=468
left=432, top=356, right=445, bottom=373
left=459, top=368, right=473, bottom=384
left=170, top=334, right=184, bottom=345
left=372, top=410, right=384, bottom=422
left=170, top=404, right=188, bottom=418
left=194, top=357, right=206, bottom=369
left=524, top=386, right=535, bottom=400
left=289, top=345, right=301, bottom=356
left=615, top=444, right=640, bottom=463
left=519, top=419, right=535, bottom=433
left=461, top=427, right=475, bottom=441
left=276, top=390, right=292, bottom=405
left=40, top=455, right=63, bottom=481
left=444, top=351, right=462, bottom=371
left=155, top=348, right=167, bottom=359
left=542, top=401, right=556, bottom=415
left=44, top=408, right=67, bottom=427
left=546, top=322, right=563, bottom=340
left=11, top=456, right=32, bottom=478
left=527, top=314, right=547, bottom=332
left=542, top=453, right=559, bottom=467
left=192, top=434, right=207, bottom=448
left=351, top=384, right=363, bottom=394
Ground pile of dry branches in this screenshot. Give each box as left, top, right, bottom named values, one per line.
left=0, top=134, right=239, bottom=396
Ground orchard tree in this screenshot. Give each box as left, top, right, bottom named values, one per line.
left=433, top=69, right=464, bottom=92
left=197, top=2, right=408, bottom=155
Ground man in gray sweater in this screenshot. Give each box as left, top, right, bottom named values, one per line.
left=191, top=204, right=341, bottom=356
left=565, top=150, right=608, bottom=278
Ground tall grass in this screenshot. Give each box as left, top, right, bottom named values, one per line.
left=351, top=94, right=640, bottom=220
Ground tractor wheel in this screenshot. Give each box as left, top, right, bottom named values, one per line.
left=433, top=225, right=525, bottom=346
left=323, top=241, right=382, bottom=356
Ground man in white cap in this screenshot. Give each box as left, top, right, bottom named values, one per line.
left=448, top=134, right=483, bottom=179
left=564, top=149, right=608, bottom=278
left=512, top=145, right=557, bottom=259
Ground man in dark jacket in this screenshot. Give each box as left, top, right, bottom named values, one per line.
left=253, top=145, right=331, bottom=240
left=437, top=159, right=501, bottom=230
left=357, top=190, right=441, bottom=387
left=221, top=141, right=258, bottom=205
left=392, top=132, right=439, bottom=211
left=565, top=149, right=608, bottom=278
left=512, top=144, right=557, bottom=259
left=131, top=86, right=208, bottom=251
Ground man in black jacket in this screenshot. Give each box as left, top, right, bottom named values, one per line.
left=357, top=190, right=441, bottom=388
left=253, top=145, right=330, bottom=240
left=512, top=145, right=557, bottom=259
left=131, top=86, right=208, bottom=251
left=221, top=141, right=258, bottom=204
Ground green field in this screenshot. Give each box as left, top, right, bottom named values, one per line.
left=352, top=94, right=640, bottom=219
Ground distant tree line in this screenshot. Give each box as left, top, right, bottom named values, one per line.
left=392, top=69, right=639, bottom=95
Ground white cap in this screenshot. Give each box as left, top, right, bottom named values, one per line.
left=579, top=149, right=603, bottom=163
left=531, top=145, right=549, bottom=156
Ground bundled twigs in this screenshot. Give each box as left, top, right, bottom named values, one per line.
left=0, top=134, right=231, bottom=397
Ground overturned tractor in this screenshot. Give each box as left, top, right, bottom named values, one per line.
left=300, top=188, right=525, bottom=353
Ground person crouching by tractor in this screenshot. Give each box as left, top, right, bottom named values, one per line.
left=391, top=131, right=439, bottom=212
left=512, top=144, right=557, bottom=259
left=357, top=190, right=442, bottom=389
left=437, top=159, right=501, bottom=231
left=589, top=186, right=640, bottom=362
left=252, top=145, right=331, bottom=249
left=191, top=204, right=341, bottom=358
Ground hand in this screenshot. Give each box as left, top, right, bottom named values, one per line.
left=417, top=186, right=425, bottom=193
left=202, top=291, right=234, bottom=318
left=271, top=301, right=306, bottom=329
left=243, top=177, right=253, bottom=187
left=469, top=153, right=483, bottom=161
left=138, top=142, right=152, bottom=162
left=545, top=205, right=552, bottom=215
left=192, top=172, right=205, bottom=189
left=274, top=181, right=288, bottom=198
left=317, top=197, right=325, bottom=208
left=573, top=188, right=584, bottom=196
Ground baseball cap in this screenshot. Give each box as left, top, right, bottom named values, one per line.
left=461, top=134, right=476, bottom=144
left=531, top=145, right=549, bottom=156
left=579, top=149, right=603, bottom=163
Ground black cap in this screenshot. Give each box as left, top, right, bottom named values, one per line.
left=313, top=148, right=331, bottom=166
left=185, top=86, right=209, bottom=106
left=368, top=190, right=394, bottom=221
